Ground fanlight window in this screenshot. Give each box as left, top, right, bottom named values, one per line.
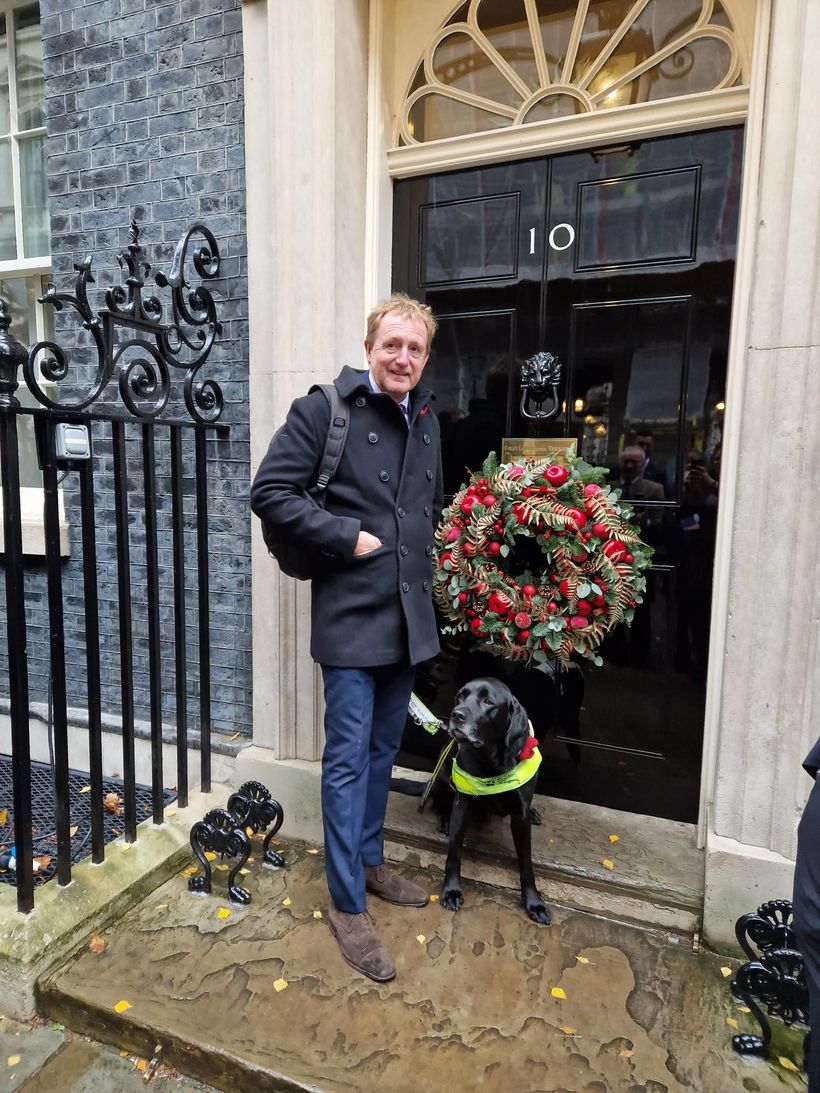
left=399, top=0, right=745, bottom=145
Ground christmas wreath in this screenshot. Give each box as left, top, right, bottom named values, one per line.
left=433, top=451, right=653, bottom=666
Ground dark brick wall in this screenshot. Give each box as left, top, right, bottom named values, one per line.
left=0, top=0, right=252, bottom=737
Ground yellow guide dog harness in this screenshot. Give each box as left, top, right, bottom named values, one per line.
left=451, top=722, right=542, bottom=797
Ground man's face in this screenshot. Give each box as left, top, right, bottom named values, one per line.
left=635, top=434, right=653, bottom=456
left=365, top=313, right=430, bottom=402
left=620, top=450, right=644, bottom=482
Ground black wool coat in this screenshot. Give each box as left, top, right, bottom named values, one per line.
left=251, top=366, right=443, bottom=668
left=794, top=739, right=820, bottom=938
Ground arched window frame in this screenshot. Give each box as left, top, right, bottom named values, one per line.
left=387, top=0, right=753, bottom=177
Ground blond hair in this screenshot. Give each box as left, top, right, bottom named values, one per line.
left=365, top=293, right=438, bottom=349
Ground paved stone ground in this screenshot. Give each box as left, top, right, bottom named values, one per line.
left=0, top=1011, right=217, bottom=1091
left=36, top=839, right=807, bottom=1093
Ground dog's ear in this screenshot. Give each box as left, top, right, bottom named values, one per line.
left=502, top=694, right=531, bottom=768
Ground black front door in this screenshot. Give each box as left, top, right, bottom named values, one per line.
left=393, top=127, right=743, bottom=823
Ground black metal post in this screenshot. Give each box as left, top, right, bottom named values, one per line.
left=141, top=423, right=164, bottom=823
left=112, top=420, right=137, bottom=842
left=195, top=428, right=211, bottom=792
left=39, top=439, right=72, bottom=886
left=170, top=425, right=189, bottom=808
left=0, top=301, right=34, bottom=911
left=79, top=456, right=105, bottom=862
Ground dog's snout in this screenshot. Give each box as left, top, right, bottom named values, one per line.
left=451, top=708, right=466, bottom=724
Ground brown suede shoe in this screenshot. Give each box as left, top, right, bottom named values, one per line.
left=365, top=864, right=429, bottom=907
left=327, top=904, right=396, bottom=982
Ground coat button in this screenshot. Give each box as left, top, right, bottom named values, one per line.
left=423, top=580, right=430, bottom=591
left=400, top=545, right=408, bottom=556
left=426, top=469, right=433, bottom=480
left=355, top=396, right=366, bottom=407
left=402, top=581, right=410, bottom=593
left=379, top=470, right=389, bottom=482
left=368, top=432, right=378, bottom=443
left=424, top=506, right=430, bottom=517
left=423, top=434, right=431, bottom=445
left=425, top=545, right=432, bottom=556
left=397, top=507, right=406, bottom=518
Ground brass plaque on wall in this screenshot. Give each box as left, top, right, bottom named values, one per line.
left=501, top=437, right=578, bottom=463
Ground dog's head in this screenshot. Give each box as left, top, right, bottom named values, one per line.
left=448, top=677, right=531, bottom=770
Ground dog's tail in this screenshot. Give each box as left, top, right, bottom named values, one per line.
left=389, top=776, right=425, bottom=797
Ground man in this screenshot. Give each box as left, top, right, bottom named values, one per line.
left=633, top=428, right=667, bottom=491
left=613, top=445, right=665, bottom=503
left=793, top=741, right=820, bottom=1091
left=250, top=293, right=442, bottom=982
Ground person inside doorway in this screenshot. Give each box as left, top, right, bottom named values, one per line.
left=633, top=427, right=668, bottom=492
left=251, top=294, right=442, bottom=983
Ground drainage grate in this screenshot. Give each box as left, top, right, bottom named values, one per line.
left=0, top=755, right=177, bottom=887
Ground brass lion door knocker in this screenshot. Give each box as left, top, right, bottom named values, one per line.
left=519, top=351, right=562, bottom=421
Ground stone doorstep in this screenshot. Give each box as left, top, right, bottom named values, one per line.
left=383, top=787, right=705, bottom=935
left=0, top=783, right=230, bottom=1022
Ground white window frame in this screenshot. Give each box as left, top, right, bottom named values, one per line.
left=0, top=0, right=66, bottom=555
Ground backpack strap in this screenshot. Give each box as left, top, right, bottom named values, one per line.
left=308, top=383, right=349, bottom=497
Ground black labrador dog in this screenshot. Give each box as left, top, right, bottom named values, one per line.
left=433, top=677, right=551, bottom=925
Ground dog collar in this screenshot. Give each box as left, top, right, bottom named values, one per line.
left=451, top=747, right=542, bottom=797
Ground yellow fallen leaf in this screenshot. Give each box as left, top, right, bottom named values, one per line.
left=0, top=809, right=8, bottom=825
left=551, top=987, right=567, bottom=1000
left=70, top=825, right=78, bottom=837
left=720, top=966, right=733, bottom=978
left=119, top=1050, right=129, bottom=1057
left=609, top=834, right=619, bottom=843
left=114, top=1000, right=132, bottom=1014
left=619, top=1049, right=633, bottom=1058
left=215, top=864, right=229, bottom=872
left=273, top=978, right=288, bottom=992
left=239, top=868, right=250, bottom=876
left=736, top=1005, right=751, bottom=1013
left=229, top=732, right=240, bottom=741
left=79, top=787, right=91, bottom=795
left=313, top=910, right=323, bottom=919
left=7, top=1055, right=20, bottom=1067
left=726, top=1017, right=738, bottom=1029
left=217, top=907, right=230, bottom=919
left=247, top=856, right=255, bottom=863
left=88, top=935, right=106, bottom=955
left=181, top=866, right=197, bottom=878
left=136, top=1060, right=147, bottom=1072
left=246, top=827, right=254, bottom=838
left=601, top=859, right=614, bottom=870
left=204, top=851, right=217, bottom=862
left=165, top=809, right=176, bottom=818
left=416, top=934, right=426, bottom=944
left=306, top=848, right=319, bottom=855
left=155, top=904, right=168, bottom=911
left=778, top=1057, right=799, bottom=1072
left=560, top=1026, right=576, bottom=1035
left=282, top=896, right=291, bottom=907
left=576, top=956, right=590, bottom=965
left=429, top=894, right=439, bottom=902
left=120, top=844, right=131, bottom=853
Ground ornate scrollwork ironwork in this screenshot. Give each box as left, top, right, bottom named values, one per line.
left=227, top=780, right=286, bottom=868
left=188, top=807, right=252, bottom=905
left=519, top=351, right=562, bottom=421
left=20, top=219, right=224, bottom=423
left=728, top=899, right=809, bottom=1061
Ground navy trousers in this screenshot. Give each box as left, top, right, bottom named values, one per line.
left=320, top=662, right=415, bottom=913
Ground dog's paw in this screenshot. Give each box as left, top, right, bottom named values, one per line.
left=528, top=805, right=542, bottom=826
left=436, top=816, right=451, bottom=836
left=440, top=886, right=464, bottom=912
left=525, top=899, right=551, bottom=926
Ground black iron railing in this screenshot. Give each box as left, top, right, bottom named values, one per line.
left=0, top=221, right=227, bottom=912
